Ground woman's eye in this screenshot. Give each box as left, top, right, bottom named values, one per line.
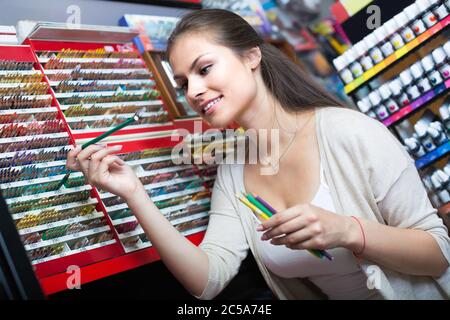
left=200, top=65, right=212, bottom=75
left=177, top=82, right=188, bottom=91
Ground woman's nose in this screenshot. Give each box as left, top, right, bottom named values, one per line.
left=186, top=78, right=206, bottom=101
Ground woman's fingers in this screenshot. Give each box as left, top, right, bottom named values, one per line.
left=270, top=228, right=315, bottom=247
left=259, top=204, right=307, bottom=231
left=66, top=145, right=82, bottom=171
left=261, top=215, right=309, bottom=240
left=99, top=155, right=124, bottom=176
left=88, top=145, right=123, bottom=180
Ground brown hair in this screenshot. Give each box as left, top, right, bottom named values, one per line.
left=167, top=9, right=344, bottom=112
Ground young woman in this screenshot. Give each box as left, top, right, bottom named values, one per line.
left=66, top=9, right=450, bottom=299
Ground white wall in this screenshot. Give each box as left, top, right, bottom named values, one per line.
left=0, top=0, right=190, bottom=27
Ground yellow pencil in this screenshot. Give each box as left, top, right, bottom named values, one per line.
left=235, top=193, right=271, bottom=220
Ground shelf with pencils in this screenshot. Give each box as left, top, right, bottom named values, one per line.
left=31, top=239, right=116, bottom=265
left=35, top=44, right=174, bottom=141
left=18, top=211, right=105, bottom=236
left=11, top=198, right=98, bottom=220
left=344, top=15, right=450, bottom=95
left=48, top=79, right=155, bottom=87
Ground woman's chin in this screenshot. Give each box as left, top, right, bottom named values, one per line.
left=202, top=114, right=234, bottom=129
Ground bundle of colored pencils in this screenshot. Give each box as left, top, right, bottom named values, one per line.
left=235, top=192, right=333, bottom=261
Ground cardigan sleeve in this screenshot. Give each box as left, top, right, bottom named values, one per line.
left=378, top=163, right=450, bottom=264
left=324, top=107, right=450, bottom=263
left=195, top=165, right=249, bottom=300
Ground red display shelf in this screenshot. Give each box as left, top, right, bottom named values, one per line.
left=40, top=231, right=205, bottom=296
left=0, top=31, right=213, bottom=295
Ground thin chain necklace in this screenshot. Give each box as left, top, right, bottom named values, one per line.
left=271, top=110, right=314, bottom=164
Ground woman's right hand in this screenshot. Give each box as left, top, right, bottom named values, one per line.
left=66, top=144, right=144, bottom=201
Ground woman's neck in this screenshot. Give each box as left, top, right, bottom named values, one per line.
left=236, top=84, right=312, bottom=155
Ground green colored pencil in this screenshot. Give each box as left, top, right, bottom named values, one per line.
left=58, top=113, right=141, bottom=188
left=244, top=193, right=273, bottom=218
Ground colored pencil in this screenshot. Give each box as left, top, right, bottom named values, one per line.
left=245, top=194, right=273, bottom=218
left=58, top=112, right=141, bottom=188
left=247, top=192, right=334, bottom=261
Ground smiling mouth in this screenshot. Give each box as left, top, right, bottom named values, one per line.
left=202, top=95, right=223, bottom=114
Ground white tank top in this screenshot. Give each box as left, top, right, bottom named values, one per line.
left=254, top=164, right=380, bottom=300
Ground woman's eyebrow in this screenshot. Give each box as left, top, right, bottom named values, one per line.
left=173, top=53, right=212, bottom=80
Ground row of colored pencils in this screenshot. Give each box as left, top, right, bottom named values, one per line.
left=235, top=192, right=333, bottom=261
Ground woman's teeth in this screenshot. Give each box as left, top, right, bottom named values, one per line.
left=203, top=96, right=222, bottom=113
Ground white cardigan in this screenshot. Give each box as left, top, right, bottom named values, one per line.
left=196, top=107, right=450, bottom=300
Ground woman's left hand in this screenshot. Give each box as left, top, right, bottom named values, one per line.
left=257, top=203, right=358, bottom=251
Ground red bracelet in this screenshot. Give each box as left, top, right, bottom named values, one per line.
left=350, top=216, right=366, bottom=257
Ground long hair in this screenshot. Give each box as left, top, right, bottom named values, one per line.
left=167, top=9, right=344, bottom=112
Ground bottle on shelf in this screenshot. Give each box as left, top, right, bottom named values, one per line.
left=429, top=0, right=449, bottom=20
left=373, top=26, right=394, bottom=59
left=415, top=121, right=437, bottom=152
left=394, top=12, right=416, bottom=43
left=355, top=41, right=374, bottom=71
left=385, top=18, right=405, bottom=51
left=389, top=78, right=410, bottom=106
left=417, top=0, right=439, bottom=28
left=404, top=2, right=427, bottom=35
left=346, top=48, right=364, bottom=78
left=363, top=33, right=385, bottom=64
left=368, top=90, right=389, bottom=120
left=422, top=173, right=443, bottom=207
left=333, top=55, right=354, bottom=84
left=411, top=61, right=431, bottom=93
left=356, top=97, right=377, bottom=119
left=443, top=40, right=450, bottom=57
left=379, top=83, right=400, bottom=114
left=431, top=170, right=450, bottom=204
left=439, top=101, right=450, bottom=130
left=428, top=121, right=448, bottom=145
left=405, top=137, right=427, bottom=157
left=399, top=69, right=421, bottom=101
left=444, top=162, right=450, bottom=177
left=432, top=47, right=450, bottom=79
left=422, top=53, right=444, bottom=86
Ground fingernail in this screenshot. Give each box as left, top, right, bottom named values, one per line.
left=261, top=234, right=267, bottom=241
left=94, top=143, right=107, bottom=148
left=256, top=225, right=263, bottom=231
left=110, top=145, right=123, bottom=150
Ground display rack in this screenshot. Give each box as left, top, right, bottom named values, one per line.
left=0, top=43, right=122, bottom=284
left=0, top=23, right=233, bottom=296
left=332, top=2, right=450, bottom=226
left=345, top=16, right=450, bottom=94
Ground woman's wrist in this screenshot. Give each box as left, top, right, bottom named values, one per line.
left=343, top=215, right=365, bottom=254
left=123, top=182, right=149, bottom=205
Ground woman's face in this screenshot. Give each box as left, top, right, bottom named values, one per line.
left=169, top=33, right=260, bottom=128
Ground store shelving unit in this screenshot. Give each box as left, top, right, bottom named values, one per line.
left=345, top=16, right=450, bottom=94
left=333, top=3, right=450, bottom=224
left=0, top=44, right=122, bottom=283
left=0, top=22, right=237, bottom=297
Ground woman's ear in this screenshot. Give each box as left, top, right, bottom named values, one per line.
left=245, top=47, right=262, bottom=70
